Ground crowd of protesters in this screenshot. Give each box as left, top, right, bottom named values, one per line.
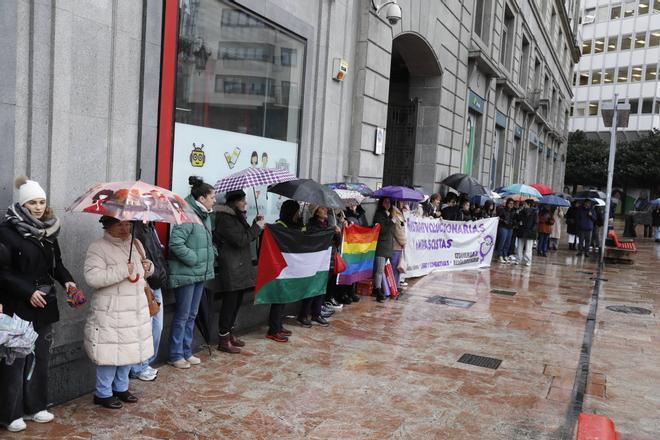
left=0, top=175, right=616, bottom=432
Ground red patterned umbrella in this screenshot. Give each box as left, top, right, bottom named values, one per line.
left=531, top=184, right=554, bottom=196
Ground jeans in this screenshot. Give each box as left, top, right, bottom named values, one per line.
left=95, top=365, right=131, bottom=398
left=168, top=281, right=205, bottom=362
left=373, top=256, right=387, bottom=291
left=537, top=233, right=550, bottom=254
left=268, top=303, right=285, bottom=335
left=131, top=288, right=163, bottom=375
left=390, top=250, right=402, bottom=286
left=298, top=295, right=324, bottom=319
left=218, top=289, right=247, bottom=336
left=577, top=230, right=592, bottom=253
left=496, top=227, right=513, bottom=257
left=516, top=238, right=534, bottom=265
left=0, top=324, right=52, bottom=425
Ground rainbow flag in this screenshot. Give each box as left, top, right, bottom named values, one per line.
left=337, top=224, right=381, bottom=285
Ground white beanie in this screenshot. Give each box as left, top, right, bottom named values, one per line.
left=15, top=176, right=47, bottom=206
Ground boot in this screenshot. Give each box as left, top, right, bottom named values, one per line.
left=374, top=288, right=385, bottom=303
left=217, top=334, right=241, bottom=354
left=229, top=333, right=245, bottom=347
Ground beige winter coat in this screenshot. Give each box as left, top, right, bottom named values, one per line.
left=84, top=232, right=154, bottom=366
left=392, top=206, right=407, bottom=251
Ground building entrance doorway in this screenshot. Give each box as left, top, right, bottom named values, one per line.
left=382, top=34, right=442, bottom=193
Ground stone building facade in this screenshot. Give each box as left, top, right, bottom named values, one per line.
left=0, top=0, right=579, bottom=404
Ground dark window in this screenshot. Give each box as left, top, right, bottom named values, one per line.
left=281, top=48, right=298, bottom=66
left=641, top=98, right=654, bottom=113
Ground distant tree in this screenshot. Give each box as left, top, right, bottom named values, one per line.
left=615, top=129, right=660, bottom=193
left=565, top=131, right=608, bottom=191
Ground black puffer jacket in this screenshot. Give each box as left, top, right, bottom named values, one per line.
left=498, top=207, right=517, bottom=229
left=516, top=208, right=538, bottom=239
left=213, top=205, right=262, bottom=292
left=0, top=222, right=74, bottom=327
left=345, top=206, right=368, bottom=226
left=373, top=208, right=394, bottom=258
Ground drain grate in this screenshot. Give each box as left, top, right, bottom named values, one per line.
left=577, top=270, right=595, bottom=275
left=606, top=305, right=652, bottom=315
left=426, top=296, right=475, bottom=308
left=457, top=353, right=502, bottom=370
left=590, top=277, right=608, bottom=282
left=491, top=288, right=517, bottom=296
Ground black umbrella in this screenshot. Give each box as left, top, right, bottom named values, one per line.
left=440, top=173, right=489, bottom=196
left=574, top=190, right=606, bottom=199
left=268, top=179, right=345, bottom=209
left=194, top=288, right=215, bottom=356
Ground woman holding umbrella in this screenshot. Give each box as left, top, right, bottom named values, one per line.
left=167, top=177, right=216, bottom=369
left=0, top=177, right=79, bottom=431
left=372, top=197, right=395, bottom=302
left=84, top=216, right=154, bottom=409
left=214, top=190, right=264, bottom=353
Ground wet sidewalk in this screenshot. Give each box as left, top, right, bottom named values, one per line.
left=9, top=240, right=660, bottom=439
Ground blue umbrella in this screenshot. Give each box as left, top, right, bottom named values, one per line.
left=373, top=186, right=424, bottom=201
left=651, top=198, right=660, bottom=207
left=501, top=183, right=542, bottom=198
left=539, top=195, right=571, bottom=207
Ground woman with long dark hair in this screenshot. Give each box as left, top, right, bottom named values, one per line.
left=0, top=177, right=78, bottom=432
left=372, top=197, right=395, bottom=302
left=167, top=177, right=216, bottom=369
left=214, top=190, right=264, bottom=352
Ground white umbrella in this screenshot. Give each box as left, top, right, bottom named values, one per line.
left=333, top=189, right=366, bottom=205
left=591, top=198, right=606, bottom=207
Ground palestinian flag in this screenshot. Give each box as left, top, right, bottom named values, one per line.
left=337, top=224, right=381, bottom=285
left=255, top=225, right=335, bottom=305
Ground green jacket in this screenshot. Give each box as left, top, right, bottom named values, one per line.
left=167, top=195, right=216, bottom=288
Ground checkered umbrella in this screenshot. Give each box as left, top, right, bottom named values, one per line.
left=333, top=189, right=366, bottom=205
left=214, top=167, right=297, bottom=193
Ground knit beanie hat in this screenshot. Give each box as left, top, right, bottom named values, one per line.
left=15, top=176, right=47, bottom=206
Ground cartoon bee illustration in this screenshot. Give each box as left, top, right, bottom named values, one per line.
left=190, top=143, right=206, bottom=167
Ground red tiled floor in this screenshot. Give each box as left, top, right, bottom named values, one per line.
left=7, top=238, right=660, bottom=439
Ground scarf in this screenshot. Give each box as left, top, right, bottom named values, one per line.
left=5, top=203, right=61, bottom=242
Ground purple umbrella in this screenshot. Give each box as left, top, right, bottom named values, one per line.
left=373, top=186, right=424, bottom=201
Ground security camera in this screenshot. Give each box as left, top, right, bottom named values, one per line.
left=372, top=0, right=402, bottom=25
left=385, top=3, right=402, bottom=25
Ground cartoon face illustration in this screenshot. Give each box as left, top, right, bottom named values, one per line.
left=127, top=189, right=142, bottom=206
left=479, top=235, right=494, bottom=261
left=190, top=143, right=206, bottom=167
left=261, top=152, right=268, bottom=168
left=250, top=151, right=258, bottom=167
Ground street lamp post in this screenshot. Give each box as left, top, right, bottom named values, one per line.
left=599, top=94, right=630, bottom=263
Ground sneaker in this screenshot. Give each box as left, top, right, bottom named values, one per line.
left=296, top=317, right=312, bottom=328
left=280, top=327, right=292, bottom=336
left=350, top=294, right=360, bottom=303
left=400, top=281, right=409, bottom=287
left=24, top=410, right=54, bottom=423
left=7, top=418, right=26, bottom=432
left=320, top=309, right=334, bottom=319
left=93, top=395, right=123, bottom=409
left=185, top=355, right=201, bottom=365
left=327, top=298, right=343, bottom=310
left=321, top=305, right=335, bottom=316
left=168, top=359, right=191, bottom=369
left=134, top=368, right=157, bottom=382
left=498, top=256, right=506, bottom=263
left=512, top=260, right=519, bottom=265
left=311, top=316, right=330, bottom=327
left=266, top=332, right=289, bottom=343
left=524, top=262, right=531, bottom=267
left=338, top=295, right=352, bottom=305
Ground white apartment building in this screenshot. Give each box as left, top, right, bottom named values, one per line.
left=570, top=0, right=660, bottom=138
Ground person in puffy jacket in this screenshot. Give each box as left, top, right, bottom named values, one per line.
left=0, top=177, right=78, bottom=432
left=213, top=190, right=264, bottom=353
left=574, top=199, right=596, bottom=257
left=391, top=201, right=408, bottom=290
left=496, top=198, right=516, bottom=263
left=537, top=205, right=555, bottom=257
left=344, top=203, right=368, bottom=226
left=515, top=200, right=538, bottom=266
left=372, top=197, right=394, bottom=302
left=84, top=217, right=154, bottom=409
left=167, top=177, right=216, bottom=369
